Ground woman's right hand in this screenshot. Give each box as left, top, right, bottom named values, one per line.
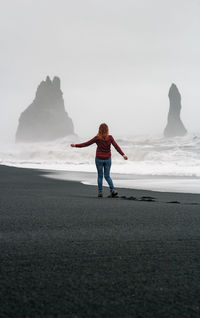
left=123, top=155, right=128, bottom=160
left=71, top=144, right=76, bottom=147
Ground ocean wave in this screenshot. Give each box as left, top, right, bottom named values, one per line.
left=1, top=133, right=200, bottom=177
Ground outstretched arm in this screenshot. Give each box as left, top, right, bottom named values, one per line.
left=71, top=136, right=97, bottom=148
left=111, top=136, right=128, bottom=160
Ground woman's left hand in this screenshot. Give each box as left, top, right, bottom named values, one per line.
left=123, top=155, right=128, bottom=160
left=71, top=144, right=76, bottom=147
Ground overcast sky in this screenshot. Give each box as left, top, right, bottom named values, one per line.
left=0, top=0, right=200, bottom=142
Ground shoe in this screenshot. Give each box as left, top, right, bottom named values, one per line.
left=110, top=189, right=118, bottom=197
left=98, top=192, right=103, bottom=197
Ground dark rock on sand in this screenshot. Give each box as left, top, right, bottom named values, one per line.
left=167, top=200, right=181, bottom=204
left=107, top=195, right=119, bottom=198
left=127, top=196, right=137, bottom=200
left=120, top=195, right=154, bottom=202
left=141, top=196, right=155, bottom=200
left=16, top=76, right=74, bottom=142
left=139, top=198, right=155, bottom=202
left=164, top=83, right=187, bottom=137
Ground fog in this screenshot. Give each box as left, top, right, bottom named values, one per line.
left=0, top=0, right=200, bottom=142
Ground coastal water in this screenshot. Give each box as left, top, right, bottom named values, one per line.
left=1, top=134, right=200, bottom=193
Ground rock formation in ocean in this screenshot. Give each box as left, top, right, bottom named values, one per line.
left=164, top=83, right=187, bottom=137
left=16, top=76, right=75, bottom=142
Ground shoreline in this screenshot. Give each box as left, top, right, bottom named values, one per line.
left=1, top=162, right=200, bottom=205
left=43, top=169, right=200, bottom=195
left=3, top=163, right=200, bottom=194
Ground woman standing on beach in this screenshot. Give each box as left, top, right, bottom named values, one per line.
left=71, top=123, right=128, bottom=197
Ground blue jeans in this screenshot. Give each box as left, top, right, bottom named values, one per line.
left=95, top=157, right=114, bottom=192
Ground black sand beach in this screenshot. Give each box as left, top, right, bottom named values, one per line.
left=0, top=165, right=200, bottom=318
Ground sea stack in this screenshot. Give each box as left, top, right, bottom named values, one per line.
left=16, top=76, right=75, bottom=142
left=164, top=83, right=187, bottom=137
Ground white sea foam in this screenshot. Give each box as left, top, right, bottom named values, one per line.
left=1, top=134, right=200, bottom=193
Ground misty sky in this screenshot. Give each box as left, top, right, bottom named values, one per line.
left=0, top=0, right=200, bottom=142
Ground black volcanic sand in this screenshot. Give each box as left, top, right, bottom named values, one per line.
left=0, top=165, right=200, bottom=318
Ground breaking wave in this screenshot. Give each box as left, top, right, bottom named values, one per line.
left=1, top=133, right=200, bottom=178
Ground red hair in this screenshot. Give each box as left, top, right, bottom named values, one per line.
left=97, top=123, right=109, bottom=140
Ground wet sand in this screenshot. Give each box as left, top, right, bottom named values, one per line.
left=0, top=165, right=200, bottom=317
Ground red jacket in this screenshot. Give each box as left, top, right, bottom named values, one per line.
left=75, top=135, right=125, bottom=159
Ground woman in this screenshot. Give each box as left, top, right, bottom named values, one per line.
left=71, top=123, right=128, bottom=197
